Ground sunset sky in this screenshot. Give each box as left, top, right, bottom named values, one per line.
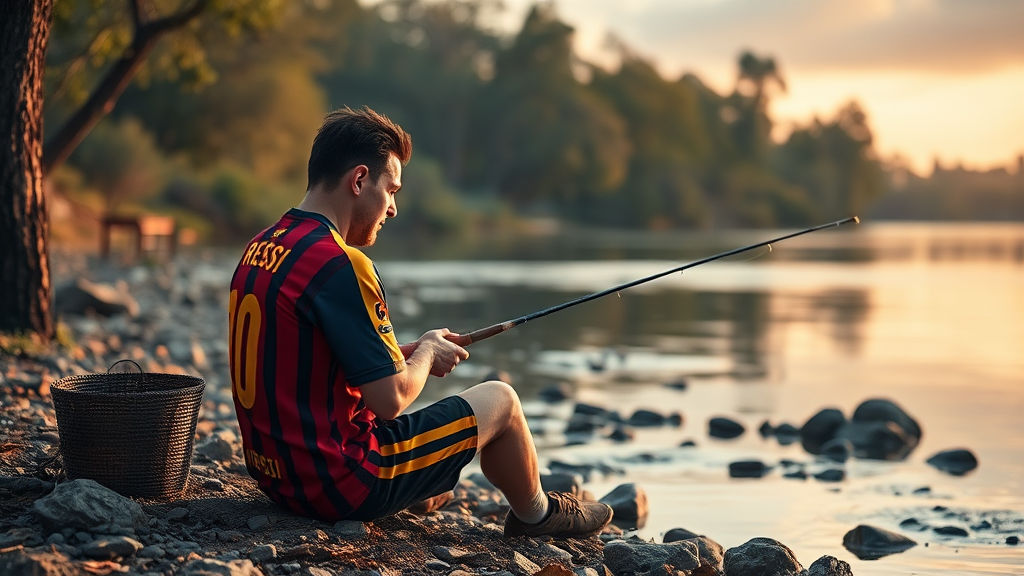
left=494, top=0, right=1024, bottom=175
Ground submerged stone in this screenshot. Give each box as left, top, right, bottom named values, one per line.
left=709, top=417, right=745, bottom=439
left=800, top=408, right=847, bottom=454
left=926, top=449, right=978, bottom=476
left=842, top=524, right=917, bottom=560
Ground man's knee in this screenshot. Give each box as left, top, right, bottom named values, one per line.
left=459, top=380, right=522, bottom=423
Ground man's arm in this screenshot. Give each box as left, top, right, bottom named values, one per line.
left=361, top=329, right=469, bottom=420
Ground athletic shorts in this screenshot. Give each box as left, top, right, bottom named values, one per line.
left=349, top=395, right=479, bottom=521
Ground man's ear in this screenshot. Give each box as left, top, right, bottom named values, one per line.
left=351, top=165, right=370, bottom=195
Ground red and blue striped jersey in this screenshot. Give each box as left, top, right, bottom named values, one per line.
left=228, top=208, right=405, bottom=520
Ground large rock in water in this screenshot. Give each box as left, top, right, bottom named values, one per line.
left=926, top=449, right=978, bottom=475
left=603, top=538, right=722, bottom=576
left=842, top=524, right=917, bottom=560
left=55, top=278, right=139, bottom=317
left=852, top=399, right=921, bottom=441
left=33, top=479, right=147, bottom=533
left=800, top=408, right=846, bottom=454
left=723, top=538, right=803, bottom=576
left=599, top=483, right=648, bottom=521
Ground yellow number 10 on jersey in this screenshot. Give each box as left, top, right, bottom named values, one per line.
left=228, top=290, right=261, bottom=410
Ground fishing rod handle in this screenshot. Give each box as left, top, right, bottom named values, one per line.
left=464, top=321, right=516, bottom=344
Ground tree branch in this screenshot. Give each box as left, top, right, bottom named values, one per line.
left=42, top=0, right=209, bottom=175
left=128, top=0, right=143, bottom=29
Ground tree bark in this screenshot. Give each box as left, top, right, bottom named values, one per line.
left=42, top=0, right=207, bottom=175
left=0, top=0, right=56, bottom=339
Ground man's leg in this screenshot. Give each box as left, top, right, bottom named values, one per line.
left=458, top=381, right=548, bottom=522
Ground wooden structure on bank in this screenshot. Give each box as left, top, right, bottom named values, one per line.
left=100, top=214, right=177, bottom=260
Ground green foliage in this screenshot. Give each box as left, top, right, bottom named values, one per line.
left=66, top=116, right=169, bottom=212
left=47, top=0, right=900, bottom=236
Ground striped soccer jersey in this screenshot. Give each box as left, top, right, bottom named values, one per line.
left=228, top=208, right=405, bottom=519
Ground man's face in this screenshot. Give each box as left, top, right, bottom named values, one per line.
left=349, top=154, right=402, bottom=247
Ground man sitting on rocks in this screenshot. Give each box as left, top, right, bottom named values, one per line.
left=227, top=106, right=612, bottom=538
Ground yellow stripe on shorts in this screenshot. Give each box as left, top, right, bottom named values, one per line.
left=376, top=437, right=478, bottom=480
left=377, top=415, right=477, bottom=457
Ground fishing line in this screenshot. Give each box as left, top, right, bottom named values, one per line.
left=457, top=216, right=859, bottom=345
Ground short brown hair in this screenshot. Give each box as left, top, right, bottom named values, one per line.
left=307, top=106, right=412, bottom=191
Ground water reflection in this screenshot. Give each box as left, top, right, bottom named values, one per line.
left=375, top=223, right=1024, bottom=576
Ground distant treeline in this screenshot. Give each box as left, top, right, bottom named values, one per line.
left=44, top=0, right=1022, bottom=243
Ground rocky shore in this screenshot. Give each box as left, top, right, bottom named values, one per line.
left=0, top=252, right=1012, bottom=575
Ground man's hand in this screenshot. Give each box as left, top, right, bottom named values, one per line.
left=415, top=328, right=469, bottom=377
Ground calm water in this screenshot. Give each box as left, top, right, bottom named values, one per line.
left=371, top=222, right=1024, bottom=575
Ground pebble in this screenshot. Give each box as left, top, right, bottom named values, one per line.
left=926, top=449, right=979, bottom=476
left=728, top=461, right=771, bottom=478
left=331, top=520, right=367, bottom=539
left=250, top=544, right=277, bottom=562
left=709, top=417, right=745, bottom=439
left=933, top=526, right=969, bottom=537
left=81, top=536, right=143, bottom=560
left=814, top=469, right=846, bottom=483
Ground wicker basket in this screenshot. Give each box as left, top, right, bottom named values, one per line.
left=50, top=365, right=205, bottom=498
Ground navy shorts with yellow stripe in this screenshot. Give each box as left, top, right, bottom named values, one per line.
left=352, top=396, right=478, bottom=520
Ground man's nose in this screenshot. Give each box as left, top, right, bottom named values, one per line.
left=387, top=197, right=397, bottom=218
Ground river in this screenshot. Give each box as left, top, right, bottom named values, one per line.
left=371, top=221, right=1024, bottom=575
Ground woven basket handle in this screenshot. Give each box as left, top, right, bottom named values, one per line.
left=107, top=359, right=144, bottom=374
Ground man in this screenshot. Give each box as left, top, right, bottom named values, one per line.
left=228, top=106, right=612, bottom=538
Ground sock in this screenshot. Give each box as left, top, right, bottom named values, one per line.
left=514, top=490, right=550, bottom=525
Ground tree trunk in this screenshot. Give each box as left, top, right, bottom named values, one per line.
left=0, top=0, right=55, bottom=339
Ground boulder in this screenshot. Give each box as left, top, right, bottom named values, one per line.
left=807, top=555, right=853, bottom=576
left=729, top=461, right=771, bottom=478
left=32, top=479, right=147, bottom=533
left=602, top=540, right=703, bottom=575
left=709, top=417, right=745, bottom=439
left=723, top=538, right=803, bottom=576
left=180, top=558, right=264, bottom=576
left=55, top=278, right=139, bottom=317
left=574, top=403, right=613, bottom=419
left=842, top=525, right=917, bottom=560
left=926, top=449, right=978, bottom=476
left=852, top=399, right=921, bottom=442
left=819, top=439, right=854, bottom=463
left=81, top=536, right=143, bottom=559
left=599, top=483, right=648, bottom=521
left=835, top=421, right=915, bottom=460
left=758, top=421, right=774, bottom=438
left=800, top=408, right=846, bottom=454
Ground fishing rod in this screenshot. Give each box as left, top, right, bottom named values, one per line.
left=455, top=216, right=860, bottom=345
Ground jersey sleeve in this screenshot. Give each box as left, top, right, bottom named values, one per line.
left=312, top=252, right=405, bottom=386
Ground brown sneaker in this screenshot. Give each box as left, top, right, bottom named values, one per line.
left=503, top=491, right=613, bottom=538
